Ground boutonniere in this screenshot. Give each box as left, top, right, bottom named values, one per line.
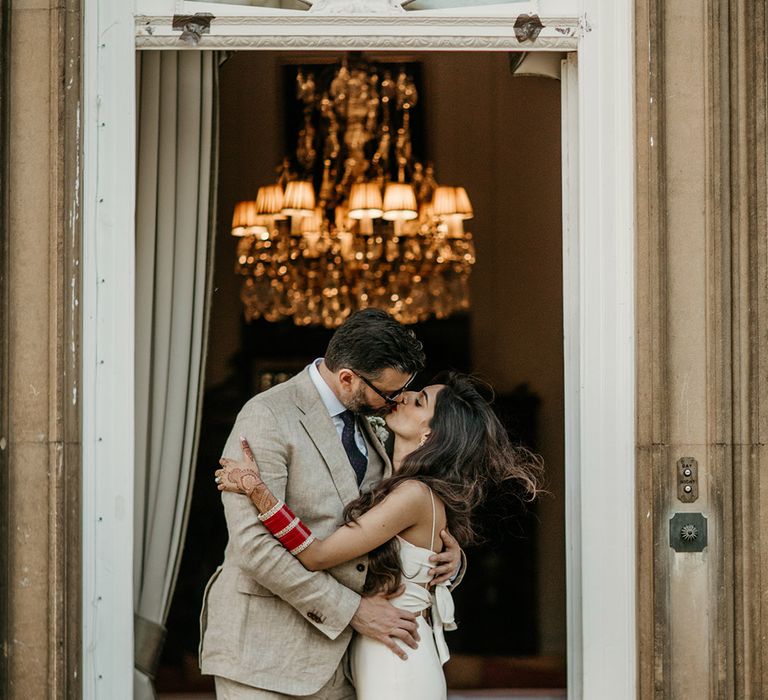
left=366, top=416, right=390, bottom=446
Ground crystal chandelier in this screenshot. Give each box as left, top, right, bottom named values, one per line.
left=232, top=58, right=476, bottom=328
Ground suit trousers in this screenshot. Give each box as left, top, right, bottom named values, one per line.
left=214, top=662, right=355, bottom=700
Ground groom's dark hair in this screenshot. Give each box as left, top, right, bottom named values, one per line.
left=325, top=308, right=425, bottom=378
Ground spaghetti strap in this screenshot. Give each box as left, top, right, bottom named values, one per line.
left=428, top=486, right=436, bottom=552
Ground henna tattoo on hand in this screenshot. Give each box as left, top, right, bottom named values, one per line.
left=220, top=466, right=259, bottom=496
left=217, top=462, right=277, bottom=513
left=216, top=437, right=279, bottom=514
left=249, top=487, right=278, bottom=514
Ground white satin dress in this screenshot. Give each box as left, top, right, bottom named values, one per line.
left=349, top=489, right=456, bottom=700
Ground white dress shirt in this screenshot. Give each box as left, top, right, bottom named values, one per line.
left=308, top=358, right=368, bottom=458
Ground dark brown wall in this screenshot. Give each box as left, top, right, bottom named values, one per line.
left=211, top=51, right=566, bottom=656
left=421, top=54, right=564, bottom=654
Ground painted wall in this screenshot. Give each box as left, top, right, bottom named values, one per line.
left=421, top=54, right=565, bottom=656
left=211, top=51, right=566, bottom=657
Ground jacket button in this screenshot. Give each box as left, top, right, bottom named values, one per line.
left=356, top=563, right=365, bottom=572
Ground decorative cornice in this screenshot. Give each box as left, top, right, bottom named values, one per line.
left=138, top=14, right=572, bottom=27
left=136, top=33, right=576, bottom=50
left=135, top=14, right=580, bottom=50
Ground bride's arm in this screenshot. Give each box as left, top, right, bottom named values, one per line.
left=216, top=437, right=423, bottom=571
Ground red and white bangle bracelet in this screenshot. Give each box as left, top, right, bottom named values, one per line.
left=258, top=501, right=315, bottom=555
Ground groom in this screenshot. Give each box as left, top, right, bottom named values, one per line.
left=200, top=309, right=463, bottom=699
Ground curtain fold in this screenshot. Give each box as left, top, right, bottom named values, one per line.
left=133, top=50, right=219, bottom=700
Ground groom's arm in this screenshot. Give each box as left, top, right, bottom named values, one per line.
left=221, top=399, right=359, bottom=641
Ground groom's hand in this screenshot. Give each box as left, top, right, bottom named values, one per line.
left=351, top=587, right=420, bottom=660
left=428, top=529, right=462, bottom=586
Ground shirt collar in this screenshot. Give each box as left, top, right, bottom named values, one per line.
left=308, top=358, right=347, bottom=418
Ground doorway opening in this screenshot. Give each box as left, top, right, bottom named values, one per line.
left=156, top=51, right=566, bottom=698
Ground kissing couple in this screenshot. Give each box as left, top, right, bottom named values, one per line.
left=199, top=308, right=541, bottom=700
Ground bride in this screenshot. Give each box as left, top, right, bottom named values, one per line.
left=215, top=372, right=541, bottom=700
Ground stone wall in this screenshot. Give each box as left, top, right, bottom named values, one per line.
left=635, top=1, right=768, bottom=697
left=1, top=1, right=81, bottom=698
left=210, top=50, right=567, bottom=659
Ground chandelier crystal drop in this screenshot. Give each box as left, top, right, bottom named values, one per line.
left=233, top=58, right=476, bottom=328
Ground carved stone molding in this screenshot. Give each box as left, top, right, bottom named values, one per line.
left=704, top=3, right=731, bottom=695
left=134, top=13, right=580, bottom=50
left=137, top=13, right=579, bottom=26
left=722, top=1, right=768, bottom=696
left=136, top=33, right=575, bottom=49
left=58, top=3, right=84, bottom=697
left=634, top=0, right=671, bottom=696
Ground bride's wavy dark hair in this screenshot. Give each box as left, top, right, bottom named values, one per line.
left=344, top=372, right=543, bottom=594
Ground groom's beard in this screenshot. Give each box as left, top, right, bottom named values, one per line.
left=346, top=385, right=390, bottom=417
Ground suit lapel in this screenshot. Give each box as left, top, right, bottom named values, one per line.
left=360, top=417, right=393, bottom=478
left=294, top=369, right=360, bottom=504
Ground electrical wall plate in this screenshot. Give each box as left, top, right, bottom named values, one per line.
left=669, top=512, right=708, bottom=552
left=677, top=456, right=698, bottom=502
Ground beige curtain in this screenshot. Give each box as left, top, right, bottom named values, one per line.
left=133, top=50, right=219, bottom=700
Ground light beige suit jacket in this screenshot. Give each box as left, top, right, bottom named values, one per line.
left=199, top=368, right=391, bottom=695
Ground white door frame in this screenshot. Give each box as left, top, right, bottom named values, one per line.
left=82, top=3, right=635, bottom=698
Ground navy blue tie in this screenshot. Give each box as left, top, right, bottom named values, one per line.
left=340, top=411, right=367, bottom=486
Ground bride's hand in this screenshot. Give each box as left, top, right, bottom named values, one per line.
left=215, top=436, right=263, bottom=497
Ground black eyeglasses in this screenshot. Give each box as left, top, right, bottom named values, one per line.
left=351, top=370, right=416, bottom=405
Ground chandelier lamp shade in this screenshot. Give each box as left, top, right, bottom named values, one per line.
left=432, top=185, right=474, bottom=220
left=452, top=187, right=474, bottom=219
left=347, top=182, right=385, bottom=220
left=254, top=184, right=287, bottom=221
left=281, top=180, right=316, bottom=217
left=382, top=182, right=419, bottom=221
left=231, top=200, right=269, bottom=239
left=232, top=58, right=477, bottom=327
